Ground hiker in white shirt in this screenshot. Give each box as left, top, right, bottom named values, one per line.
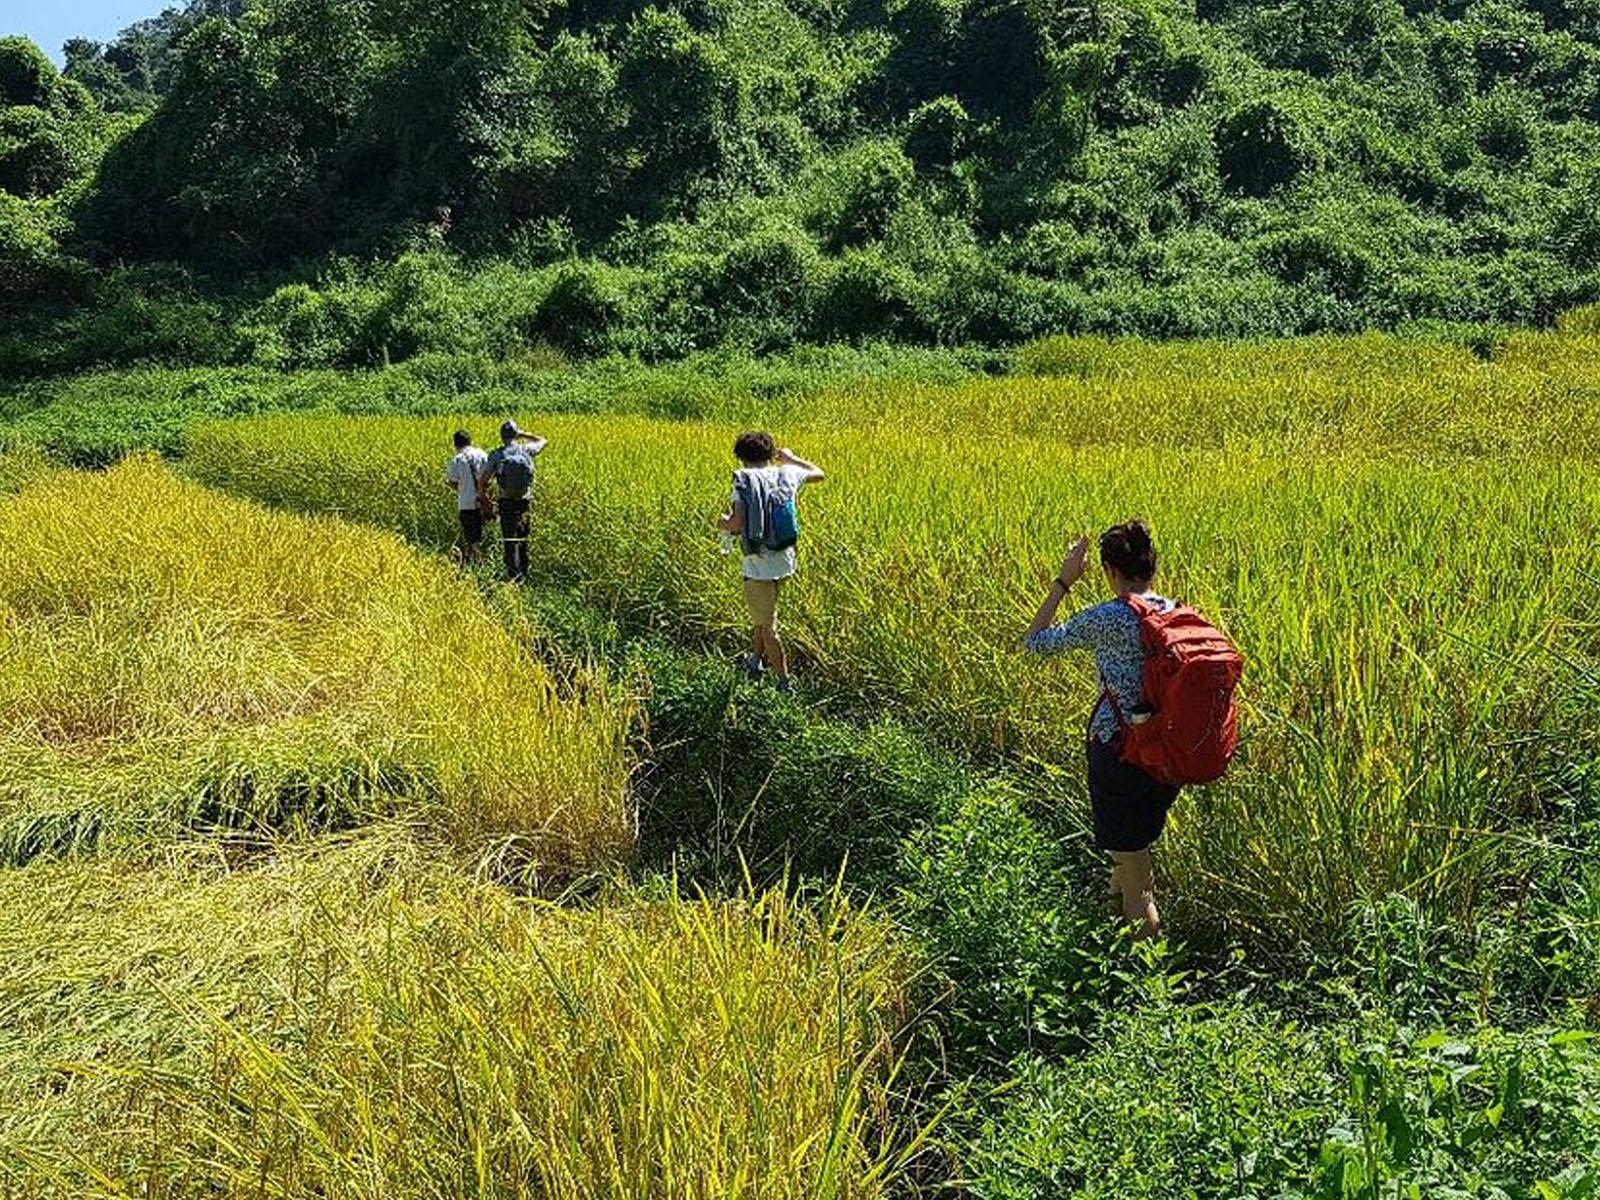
left=443, top=430, right=490, bottom=563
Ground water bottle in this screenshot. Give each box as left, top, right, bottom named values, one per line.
left=719, top=532, right=737, bottom=556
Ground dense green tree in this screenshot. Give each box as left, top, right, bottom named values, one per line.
left=0, top=37, right=57, bottom=108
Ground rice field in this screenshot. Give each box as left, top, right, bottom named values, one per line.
left=183, top=345, right=1600, bottom=940
left=0, top=459, right=917, bottom=1198
left=3, top=332, right=1597, bottom=1196
left=0, top=457, right=631, bottom=872
left=0, top=831, right=911, bottom=1198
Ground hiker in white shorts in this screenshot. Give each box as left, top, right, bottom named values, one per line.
left=714, top=431, right=825, bottom=693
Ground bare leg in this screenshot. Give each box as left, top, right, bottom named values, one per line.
left=1109, top=849, right=1161, bottom=940
left=758, top=623, right=789, bottom=677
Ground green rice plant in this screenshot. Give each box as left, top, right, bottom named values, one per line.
left=0, top=457, right=631, bottom=871
left=186, top=412, right=1600, bottom=943
left=0, top=833, right=916, bottom=1198
left=0, top=444, right=53, bottom=494
left=825, top=337, right=1600, bottom=457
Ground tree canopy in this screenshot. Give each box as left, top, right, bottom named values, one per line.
left=5, top=0, right=1600, bottom=368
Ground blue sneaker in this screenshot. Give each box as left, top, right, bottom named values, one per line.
left=742, top=654, right=766, bottom=679
left=774, top=675, right=795, bottom=695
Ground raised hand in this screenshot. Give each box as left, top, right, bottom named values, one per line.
left=1058, top=535, right=1091, bottom=586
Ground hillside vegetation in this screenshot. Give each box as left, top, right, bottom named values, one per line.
left=6, top=0, right=1600, bottom=372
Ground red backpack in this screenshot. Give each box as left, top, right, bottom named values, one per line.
left=1102, top=595, right=1243, bottom=787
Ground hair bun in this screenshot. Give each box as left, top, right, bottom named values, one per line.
left=1099, top=519, right=1159, bottom=582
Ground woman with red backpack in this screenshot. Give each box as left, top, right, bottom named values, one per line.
left=1021, top=521, right=1241, bottom=940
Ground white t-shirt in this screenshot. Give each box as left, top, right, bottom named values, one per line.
left=445, top=446, right=489, bottom=511
left=736, top=465, right=808, bottom=581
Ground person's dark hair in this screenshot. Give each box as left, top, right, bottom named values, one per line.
left=734, top=431, right=776, bottom=465
left=453, top=430, right=471, bottom=450
left=1101, top=520, right=1158, bottom=582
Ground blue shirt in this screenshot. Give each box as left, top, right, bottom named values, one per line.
left=1024, top=594, right=1173, bottom=743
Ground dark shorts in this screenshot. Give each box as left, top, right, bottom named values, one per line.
left=1087, top=738, right=1180, bottom=853
left=458, top=507, right=485, bottom=545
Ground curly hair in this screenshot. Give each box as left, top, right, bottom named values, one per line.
left=734, top=431, right=777, bottom=465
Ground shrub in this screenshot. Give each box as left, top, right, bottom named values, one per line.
left=963, top=1004, right=1600, bottom=1199
left=1217, top=96, right=1311, bottom=195
left=48, top=266, right=235, bottom=373
left=239, top=282, right=348, bottom=370
left=1256, top=224, right=1374, bottom=299
left=897, top=785, right=1133, bottom=1066
left=0, top=36, right=55, bottom=108
left=0, top=106, right=75, bottom=198
left=357, top=251, right=483, bottom=364
left=630, top=644, right=967, bottom=887
left=616, top=9, right=738, bottom=191
left=814, top=248, right=926, bottom=340
left=1473, top=86, right=1535, bottom=162
left=703, top=227, right=824, bottom=350
left=0, top=193, right=82, bottom=309
left=825, top=140, right=916, bottom=248
left=904, top=95, right=970, bottom=171
left=528, top=260, right=640, bottom=357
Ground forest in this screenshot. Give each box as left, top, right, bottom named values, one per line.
left=5, top=0, right=1600, bottom=374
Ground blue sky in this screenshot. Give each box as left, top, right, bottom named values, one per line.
left=5, top=0, right=157, bottom=63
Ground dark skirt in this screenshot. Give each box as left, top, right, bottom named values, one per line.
left=1087, top=737, right=1180, bottom=853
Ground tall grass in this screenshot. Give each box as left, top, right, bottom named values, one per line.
left=0, top=833, right=913, bottom=1198
left=9, top=329, right=1600, bottom=465
left=0, top=446, right=53, bottom=494
left=187, top=411, right=1600, bottom=942
left=830, top=330, right=1600, bottom=455
left=0, top=457, right=631, bottom=872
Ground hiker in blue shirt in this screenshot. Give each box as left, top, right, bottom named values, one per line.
left=714, top=431, right=825, bottom=693
left=478, top=420, right=547, bottom=582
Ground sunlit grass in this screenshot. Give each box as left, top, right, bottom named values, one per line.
left=187, top=389, right=1600, bottom=941
left=0, top=457, right=632, bottom=873
left=0, top=445, right=54, bottom=494
left=0, top=832, right=914, bottom=1198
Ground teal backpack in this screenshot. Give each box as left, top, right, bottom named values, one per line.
left=765, top=487, right=798, bottom=551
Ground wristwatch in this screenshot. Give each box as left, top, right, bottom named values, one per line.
left=1053, top=575, right=1072, bottom=591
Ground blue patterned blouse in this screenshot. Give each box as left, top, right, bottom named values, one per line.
left=1024, top=594, right=1174, bottom=743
